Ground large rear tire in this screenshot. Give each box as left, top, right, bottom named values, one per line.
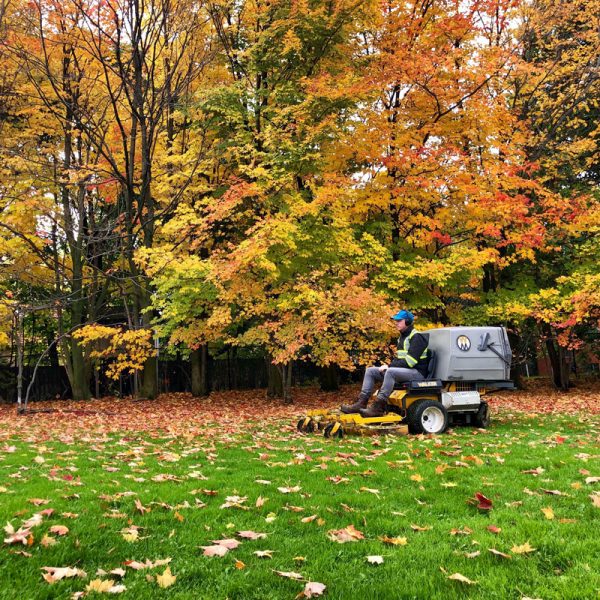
left=474, top=402, right=490, bottom=428
left=407, top=400, right=448, bottom=434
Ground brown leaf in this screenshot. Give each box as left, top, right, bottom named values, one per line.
left=487, top=525, right=502, bottom=534
left=327, top=525, right=364, bottom=543
left=301, top=515, right=318, bottom=523
left=489, top=548, right=511, bottom=559
left=410, top=524, right=431, bottom=532
left=274, top=570, right=303, bottom=580
left=379, top=535, right=407, bottom=546
left=448, top=572, right=477, bottom=585
left=49, top=525, right=69, bottom=536
left=28, top=498, right=50, bottom=506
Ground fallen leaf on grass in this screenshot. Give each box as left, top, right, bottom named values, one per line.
left=511, top=543, right=536, bottom=554
left=134, top=499, right=150, bottom=515
left=327, top=525, right=364, bottom=543
left=585, top=477, right=600, bottom=485
left=220, top=496, right=248, bottom=509
left=202, top=545, right=229, bottom=557
left=471, top=492, right=493, bottom=511
left=326, top=476, right=349, bottom=485
left=156, top=566, right=176, bottom=588
left=278, top=486, right=301, bottom=494
left=274, top=570, right=304, bottom=580
left=301, top=515, right=318, bottom=523
left=297, top=582, right=326, bottom=598
left=28, top=498, right=50, bottom=506
left=86, top=579, right=126, bottom=593
left=121, top=528, right=139, bottom=542
left=359, top=487, right=380, bottom=497
left=3, top=524, right=33, bottom=546
left=213, top=538, right=240, bottom=549
left=410, top=524, right=431, bottom=532
left=489, top=548, right=511, bottom=559
left=464, top=551, right=480, bottom=559
left=235, top=560, right=246, bottom=570
left=366, top=555, right=384, bottom=564
left=521, top=467, right=544, bottom=475
left=487, top=525, right=502, bottom=534
left=49, top=525, right=69, bottom=536
left=450, top=527, right=472, bottom=536
left=42, top=566, right=87, bottom=583
left=238, top=530, right=267, bottom=540
left=541, top=507, right=554, bottom=520
left=40, top=535, right=57, bottom=547
left=254, top=550, right=274, bottom=558
left=123, top=558, right=171, bottom=570
left=256, top=496, right=267, bottom=508
left=379, top=535, right=407, bottom=546
left=590, top=493, right=600, bottom=508
left=448, top=572, right=477, bottom=585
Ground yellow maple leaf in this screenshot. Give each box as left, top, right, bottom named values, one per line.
left=541, top=507, right=554, bottom=520
left=86, top=579, right=115, bottom=593
left=156, top=566, right=177, bottom=588
left=511, top=542, right=536, bottom=554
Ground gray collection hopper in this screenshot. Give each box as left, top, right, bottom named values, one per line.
left=425, top=326, right=512, bottom=383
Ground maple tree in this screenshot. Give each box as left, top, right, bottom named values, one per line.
left=0, top=0, right=598, bottom=398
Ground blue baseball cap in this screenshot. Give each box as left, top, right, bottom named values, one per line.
left=391, top=309, right=414, bottom=322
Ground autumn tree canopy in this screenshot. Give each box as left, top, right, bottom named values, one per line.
left=1, top=0, right=598, bottom=399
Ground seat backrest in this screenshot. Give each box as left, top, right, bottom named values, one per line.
left=426, top=349, right=437, bottom=379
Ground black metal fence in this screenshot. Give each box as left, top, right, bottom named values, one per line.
left=0, top=359, right=359, bottom=403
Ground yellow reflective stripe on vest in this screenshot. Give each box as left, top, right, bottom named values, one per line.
left=396, top=329, right=428, bottom=367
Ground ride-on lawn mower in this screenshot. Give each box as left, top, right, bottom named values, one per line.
left=297, top=327, right=514, bottom=438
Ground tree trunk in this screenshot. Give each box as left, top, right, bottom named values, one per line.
left=70, top=340, right=91, bottom=400
left=279, top=362, right=293, bottom=405
left=319, top=364, right=340, bottom=392
left=544, top=327, right=570, bottom=391
left=191, top=345, right=209, bottom=397
left=267, top=358, right=283, bottom=399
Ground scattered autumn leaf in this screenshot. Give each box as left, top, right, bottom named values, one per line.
left=156, top=566, right=176, bottom=588
left=448, top=572, right=477, bottom=585
left=298, top=582, right=327, bottom=598
left=379, top=535, right=407, bottom=546
left=511, top=542, right=536, bottom=554
left=327, top=525, right=364, bottom=543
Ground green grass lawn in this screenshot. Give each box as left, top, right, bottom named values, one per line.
left=1, top=411, right=599, bottom=599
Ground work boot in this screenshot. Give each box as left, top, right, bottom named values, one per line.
left=340, top=393, right=369, bottom=414
left=359, top=397, right=388, bottom=418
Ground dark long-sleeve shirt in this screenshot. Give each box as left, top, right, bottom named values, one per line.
left=390, top=326, right=429, bottom=375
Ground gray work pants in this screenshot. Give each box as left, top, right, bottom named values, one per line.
left=361, top=366, right=424, bottom=401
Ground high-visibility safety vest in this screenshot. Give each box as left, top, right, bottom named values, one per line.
left=396, top=329, right=428, bottom=368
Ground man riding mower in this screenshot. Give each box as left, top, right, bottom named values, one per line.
left=297, top=311, right=514, bottom=437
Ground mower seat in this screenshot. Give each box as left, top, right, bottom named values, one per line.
left=393, top=349, right=439, bottom=390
